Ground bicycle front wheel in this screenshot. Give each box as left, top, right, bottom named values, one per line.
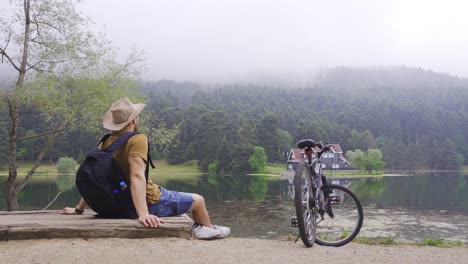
left=294, top=161, right=316, bottom=247
left=315, top=184, right=363, bottom=247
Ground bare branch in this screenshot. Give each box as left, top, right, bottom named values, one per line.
left=1, top=24, right=13, bottom=52
left=30, top=20, right=64, bottom=34
left=42, top=191, right=63, bottom=210
left=0, top=48, right=21, bottom=72
left=15, top=122, right=67, bottom=193
left=17, top=127, right=65, bottom=141
left=26, top=59, right=68, bottom=71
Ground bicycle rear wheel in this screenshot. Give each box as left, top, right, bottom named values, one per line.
left=315, top=184, right=363, bottom=247
left=294, top=161, right=316, bottom=247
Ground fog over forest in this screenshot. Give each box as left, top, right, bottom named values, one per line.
left=2, top=0, right=468, bottom=83
left=1, top=1, right=467, bottom=174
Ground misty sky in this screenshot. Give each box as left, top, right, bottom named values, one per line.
left=1, top=0, right=468, bottom=83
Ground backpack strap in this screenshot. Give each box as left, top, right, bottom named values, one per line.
left=147, top=138, right=155, bottom=169
left=100, top=132, right=155, bottom=178
left=100, top=132, right=154, bottom=180
left=97, top=134, right=112, bottom=148
left=102, top=132, right=139, bottom=153
left=145, top=137, right=155, bottom=180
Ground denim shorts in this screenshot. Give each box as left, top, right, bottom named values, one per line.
left=147, top=187, right=194, bottom=217
left=128, top=187, right=194, bottom=218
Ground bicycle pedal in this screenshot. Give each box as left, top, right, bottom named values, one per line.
left=329, top=195, right=341, bottom=205
left=290, top=216, right=298, bottom=227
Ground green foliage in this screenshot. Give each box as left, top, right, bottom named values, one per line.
left=230, top=145, right=254, bottom=175
left=349, top=130, right=377, bottom=151
left=147, top=120, right=180, bottom=157
left=56, top=157, right=78, bottom=173
left=339, top=230, right=350, bottom=239
left=354, top=236, right=396, bottom=246
left=217, top=137, right=232, bottom=173
left=256, top=113, right=281, bottom=162
left=353, top=236, right=373, bottom=245
left=5, top=66, right=468, bottom=174
left=419, top=238, right=464, bottom=247
left=248, top=177, right=268, bottom=202
left=381, top=236, right=396, bottom=245
left=456, top=154, right=464, bottom=170
left=249, top=146, right=268, bottom=173
left=432, top=138, right=459, bottom=170
left=193, top=111, right=229, bottom=171
left=0, top=0, right=146, bottom=211
left=208, top=161, right=218, bottom=176
left=347, top=149, right=385, bottom=174
left=238, top=120, right=258, bottom=147
left=276, top=129, right=293, bottom=161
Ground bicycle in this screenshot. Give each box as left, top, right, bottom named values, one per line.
left=291, top=139, right=363, bottom=247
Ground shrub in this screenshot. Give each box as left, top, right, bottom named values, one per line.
left=208, top=161, right=218, bottom=175
left=249, top=146, right=268, bottom=173
left=56, top=157, right=78, bottom=173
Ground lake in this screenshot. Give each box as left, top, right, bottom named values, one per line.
left=1, top=171, right=467, bottom=243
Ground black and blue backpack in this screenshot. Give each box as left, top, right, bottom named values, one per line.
left=75, top=132, right=154, bottom=218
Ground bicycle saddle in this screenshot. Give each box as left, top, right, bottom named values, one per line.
left=297, top=139, right=316, bottom=149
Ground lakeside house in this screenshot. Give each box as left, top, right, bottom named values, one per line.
left=286, top=144, right=350, bottom=170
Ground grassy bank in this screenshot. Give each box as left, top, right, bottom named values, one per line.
left=353, top=236, right=466, bottom=248
left=265, top=163, right=287, bottom=174
left=0, top=162, right=58, bottom=176
left=152, top=160, right=202, bottom=174
left=0, top=160, right=202, bottom=176
left=325, top=171, right=384, bottom=178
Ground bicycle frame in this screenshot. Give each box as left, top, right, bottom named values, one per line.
left=305, top=145, right=332, bottom=220
left=293, top=139, right=363, bottom=247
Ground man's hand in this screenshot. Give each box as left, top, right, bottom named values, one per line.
left=60, top=207, right=79, bottom=215
left=138, top=213, right=164, bottom=228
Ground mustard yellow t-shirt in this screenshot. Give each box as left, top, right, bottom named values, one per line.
left=100, top=132, right=161, bottom=204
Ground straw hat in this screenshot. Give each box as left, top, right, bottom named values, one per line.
left=103, top=97, right=145, bottom=131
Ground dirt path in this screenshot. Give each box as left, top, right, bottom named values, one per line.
left=1, top=237, right=466, bottom=264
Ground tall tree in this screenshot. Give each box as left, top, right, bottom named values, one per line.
left=0, top=0, right=143, bottom=210
left=238, top=120, right=257, bottom=147
left=193, top=111, right=228, bottom=170
left=256, top=113, right=280, bottom=162
left=216, top=136, right=232, bottom=173
left=276, top=129, right=293, bottom=161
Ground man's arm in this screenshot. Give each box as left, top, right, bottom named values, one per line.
left=129, top=156, right=164, bottom=228
left=61, top=197, right=87, bottom=215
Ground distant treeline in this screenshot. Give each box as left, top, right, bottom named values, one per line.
left=1, top=66, right=467, bottom=172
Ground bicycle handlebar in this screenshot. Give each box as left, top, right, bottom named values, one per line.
left=297, top=139, right=334, bottom=152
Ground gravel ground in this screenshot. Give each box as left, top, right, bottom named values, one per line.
left=1, top=237, right=467, bottom=264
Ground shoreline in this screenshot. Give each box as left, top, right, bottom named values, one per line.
left=1, top=237, right=467, bottom=264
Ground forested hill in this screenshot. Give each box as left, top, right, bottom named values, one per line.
left=140, top=66, right=467, bottom=171
left=2, top=66, right=466, bottom=173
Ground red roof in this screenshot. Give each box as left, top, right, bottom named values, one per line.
left=288, top=144, right=346, bottom=163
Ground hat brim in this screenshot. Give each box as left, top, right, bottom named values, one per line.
left=103, top=103, right=145, bottom=131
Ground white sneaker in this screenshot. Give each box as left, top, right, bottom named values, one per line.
left=213, top=225, right=231, bottom=239
left=192, top=224, right=221, bottom=240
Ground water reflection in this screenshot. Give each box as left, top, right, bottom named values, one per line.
left=1, top=172, right=468, bottom=242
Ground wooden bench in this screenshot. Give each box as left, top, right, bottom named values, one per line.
left=0, top=210, right=193, bottom=241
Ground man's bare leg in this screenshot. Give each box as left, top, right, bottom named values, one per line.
left=191, top=194, right=213, bottom=227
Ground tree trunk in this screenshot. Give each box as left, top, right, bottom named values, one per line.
left=4, top=0, right=31, bottom=211
left=5, top=98, right=20, bottom=211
